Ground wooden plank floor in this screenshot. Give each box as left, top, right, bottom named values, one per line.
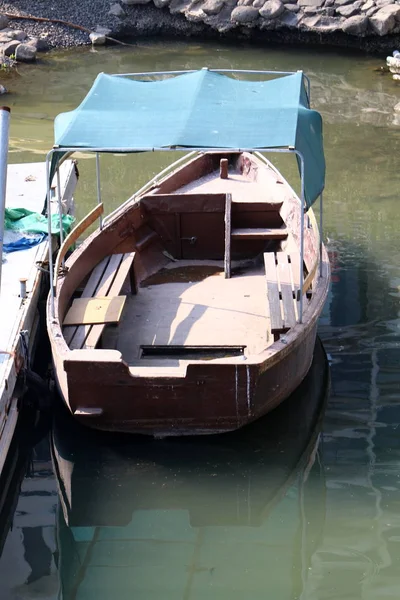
left=103, top=260, right=272, bottom=366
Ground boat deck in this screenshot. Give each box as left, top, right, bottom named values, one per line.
left=102, top=260, right=271, bottom=367
left=175, top=163, right=287, bottom=204
left=0, top=161, right=76, bottom=476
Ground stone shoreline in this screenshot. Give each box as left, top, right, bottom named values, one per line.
left=0, top=0, right=399, bottom=63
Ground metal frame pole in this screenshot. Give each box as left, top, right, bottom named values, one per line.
left=95, top=152, right=103, bottom=229
left=56, top=165, right=64, bottom=246
left=0, top=106, right=10, bottom=295
left=46, top=150, right=55, bottom=317
left=319, top=192, right=323, bottom=278
left=296, top=152, right=306, bottom=324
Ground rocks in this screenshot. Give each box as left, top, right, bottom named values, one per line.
left=109, top=3, right=126, bottom=16
left=298, top=0, right=325, bottom=7
left=203, top=0, right=225, bottom=14
left=230, top=5, right=259, bottom=20
left=15, top=43, right=37, bottom=62
left=302, top=14, right=343, bottom=28
left=342, top=13, right=368, bottom=31
left=2, top=40, right=20, bottom=57
left=361, top=0, right=375, bottom=11
left=285, top=3, right=300, bottom=12
left=369, top=4, right=400, bottom=34
left=259, top=0, right=285, bottom=17
left=336, top=1, right=362, bottom=17
left=0, top=0, right=399, bottom=60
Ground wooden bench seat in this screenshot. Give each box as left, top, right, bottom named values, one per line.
left=264, top=251, right=301, bottom=341
left=63, top=252, right=135, bottom=351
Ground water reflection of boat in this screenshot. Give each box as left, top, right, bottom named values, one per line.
left=51, top=337, right=330, bottom=599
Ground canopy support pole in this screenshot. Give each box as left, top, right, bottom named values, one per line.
left=95, top=152, right=103, bottom=230
left=297, top=151, right=305, bottom=324
left=0, top=106, right=10, bottom=297
left=56, top=165, right=64, bottom=249
left=46, top=150, right=55, bottom=318
left=319, top=192, right=323, bottom=278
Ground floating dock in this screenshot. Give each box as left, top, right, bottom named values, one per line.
left=0, top=159, right=77, bottom=476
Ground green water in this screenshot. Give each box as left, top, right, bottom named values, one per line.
left=0, top=40, right=400, bottom=599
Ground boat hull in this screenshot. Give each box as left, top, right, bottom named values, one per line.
left=48, top=151, right=330, bottom=436
left=50, top=311, right=320, bottom=436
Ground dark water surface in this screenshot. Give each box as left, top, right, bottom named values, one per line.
left=1, top=41, right=400, bottom=599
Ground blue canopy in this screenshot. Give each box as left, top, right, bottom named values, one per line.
left=53, top=70, right=325, bottom=207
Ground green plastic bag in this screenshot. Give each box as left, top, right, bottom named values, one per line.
left=5, top=207, right=75, bottom=235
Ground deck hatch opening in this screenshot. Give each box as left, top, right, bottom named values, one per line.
left=140, top=345, right=246, bottom=360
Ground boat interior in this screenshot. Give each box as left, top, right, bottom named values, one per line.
left=60, top=152, right=314, bottom=369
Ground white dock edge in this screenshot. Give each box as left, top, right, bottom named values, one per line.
left=0, top=160, right=77, bottom=476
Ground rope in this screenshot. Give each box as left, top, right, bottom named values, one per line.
left=3, top=12, right=135, bottom=46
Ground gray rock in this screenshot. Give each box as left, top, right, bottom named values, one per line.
left=121, top=0, right=138, bottom=3
left=231, top=5, right=260, bottom=20
left=281, top=0, right=295, bottom=3
left=375, top=0, right=393, bottom=7
left=238, top=0, right=254, bottom=6
left=95, top=26, right=112, bottom=35
left=304, top=6, right=318, bottom=13
left=0, top=29, right=27, bottom=41
left=279, top=10, right=301, bottom=24
left=25, top=37, right=49, bottom=51
left=15, top=43, right=37, bottom=62
left=203, top=0, right=225, bottom=14
left=259, top=0, right=284, bottom=17
left=342, top=13, right=368, bottom=32
left=301, top=14, right=343, bottom=28
left=361, top=0, right=374, bottom=11
left=336, top=2, right=361, bottom=17
left=186, top=6, right=206, bottom=19
left=89, top=31, right=106, bottom=44
left=153, top=0, right=171, bottom=7
left=0, top=32, right=13, bottom=44
left=366, top=5, right=378, bottom=15
left=0, top=84, right=7, bottom=95
left=253, top=0, right=265, bottom=8
left=334, top=0, right=353, bottom=6
left=1, top=40, right=20, bottom=56
left=109, top=3, right=126, bottom=16
left=298, top=0, right=325, bottom=8
left=0, top=15, right=9, bottom=30
left=285, top=3, right=300, bottom=12
left=369, top=4, right=400, bottom=34
left=325, top=0, right=334, bottom=6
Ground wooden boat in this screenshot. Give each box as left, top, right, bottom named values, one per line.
left=46, top=69, right=330, bottom=435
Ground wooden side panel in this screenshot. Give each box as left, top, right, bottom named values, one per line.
left=276, top=253, right=296, bottom=328
left=180, top=213, right=225, bottom=259
left=264, top=253, right=283, bottom=333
